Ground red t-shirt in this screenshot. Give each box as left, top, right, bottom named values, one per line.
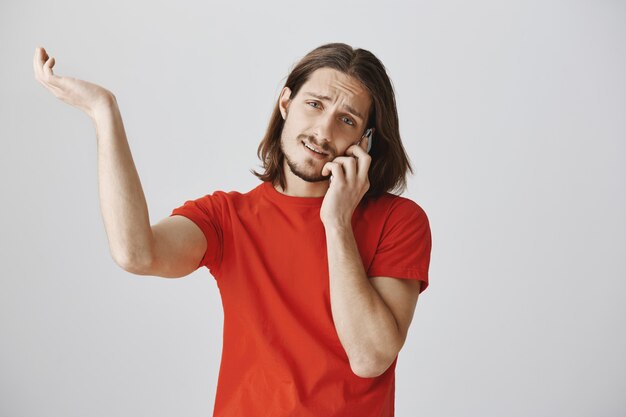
left=170, top=180, right=431, bottom=417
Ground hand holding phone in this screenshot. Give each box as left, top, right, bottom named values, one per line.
left=322, top=127, right=375, bottom=225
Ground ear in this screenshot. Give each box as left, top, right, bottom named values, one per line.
left=278, top=87, right=292, bottom=120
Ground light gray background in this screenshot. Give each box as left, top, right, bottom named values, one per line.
left=1, top=0, right=625, bottom=416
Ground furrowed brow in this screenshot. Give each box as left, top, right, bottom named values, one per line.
left=303, top=91, right=365, bottom=121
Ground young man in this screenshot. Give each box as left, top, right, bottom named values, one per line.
left=34, top=42, right=432, bottom=417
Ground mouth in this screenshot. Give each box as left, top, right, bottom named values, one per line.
left=302, top=141, right=329, bottom=158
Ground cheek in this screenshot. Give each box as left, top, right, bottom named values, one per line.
left=336, top=141, right=354, bottom=156
left=280, top=120, right=300, bottom=149
left=283, top=115, right=305, bottom=137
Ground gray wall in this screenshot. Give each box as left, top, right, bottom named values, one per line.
left=1, top=0, right=624, bottom=416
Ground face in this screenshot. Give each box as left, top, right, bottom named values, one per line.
left=278, top=67, right=372, bottom=183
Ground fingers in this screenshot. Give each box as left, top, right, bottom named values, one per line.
left=43, top=56, right=55, bottom=77
left=32, top=48, right=40, bottom=77
left=33, top=47, right=61, bottom=87
left=328, top=156, right=358, bottom=183
left=33, top=47, right=50, bottom=78
left=33, top=47, right=45, bottom=79
left=42, top=54, right=59, bottom=85
left=34, top=47, right=65, bottom=98
left=344, top=140, right=372, bottom=180
left=355, top=136, right=369, bottom=153
left=347, top=136, right=370, bottom=157
left=322, top=161, right=344, bottom=184
left=322, top=153, right=371, bottom=190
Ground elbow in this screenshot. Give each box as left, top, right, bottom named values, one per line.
left=351, top=366, right=384, bottom=379
left=113, top=251, right=153, bottom=275
left=350, top=353, right=396, bottom=379
left=350, top=362, right=387, bottom=379
left=348, top=337, right=402, bottom=379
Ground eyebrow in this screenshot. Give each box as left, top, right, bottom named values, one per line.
left=303, top=92, right=365, bottom=121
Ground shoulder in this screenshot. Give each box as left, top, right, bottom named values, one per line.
left=362, top=192, right=428, bottom=222
left=198, top=182, right=263, bottom=203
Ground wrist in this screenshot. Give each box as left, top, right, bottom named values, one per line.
left=323, top=221, right=353, bottom=235
left=90, top=93, right=118, bottom=122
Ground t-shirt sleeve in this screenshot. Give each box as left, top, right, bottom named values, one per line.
left=367, top=198, right=432, bottom=294
left=168, top=193, right=224, bottom=274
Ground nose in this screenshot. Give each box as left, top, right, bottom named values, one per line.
left=311, top=113, right=335, bottom=146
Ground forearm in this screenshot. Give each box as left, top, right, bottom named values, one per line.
left=92, top=96, right=153, bottom=269
left=325, top=225, right=401, bottom=377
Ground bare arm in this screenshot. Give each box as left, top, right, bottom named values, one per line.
left=325, top=224, right=422, bottom=378
left=93, top=97, right=209, bottom=276
left=320, top=129, right=422, bottom=378
left=92, top=100, right=153, bottom=270
left=95, top=105, right=208, bottom=276
left=33, top=47, right=207, bottom=277
left=143, top=215, right=207, bottom=278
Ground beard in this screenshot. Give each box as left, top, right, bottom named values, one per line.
left=281, top=133, right=331, bottom=183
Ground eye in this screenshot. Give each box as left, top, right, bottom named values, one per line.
left=341, top=116, right=355, bottom=126
left=307, top=101, right=321, bottom=109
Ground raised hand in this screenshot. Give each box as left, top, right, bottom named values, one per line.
left=320, top=136, right=372, bottom=230
left=33, top=47, right=115, bottom=119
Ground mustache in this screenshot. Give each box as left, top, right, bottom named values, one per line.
left=298, top=134, right=332, bottom=155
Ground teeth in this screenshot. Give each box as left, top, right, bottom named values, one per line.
left=304, top=143, right=325, bottom=154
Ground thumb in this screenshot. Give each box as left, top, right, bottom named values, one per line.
left=321, top=162, right=332, bottom=176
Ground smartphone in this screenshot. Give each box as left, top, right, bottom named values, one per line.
left=357, top=128, right=374, bottom=153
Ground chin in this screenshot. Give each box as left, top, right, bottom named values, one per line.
left=286, top=157, right=328, bottom=183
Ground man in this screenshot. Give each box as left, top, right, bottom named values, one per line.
left=34, top=42, right=432, bottom=417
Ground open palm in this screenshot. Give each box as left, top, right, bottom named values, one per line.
left=33, top=47, right=114, bottom=119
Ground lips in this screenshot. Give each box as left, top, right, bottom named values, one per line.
left=302, top=141, right=328, bottom=156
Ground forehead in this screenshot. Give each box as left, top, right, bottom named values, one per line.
left=299, top=67, right=371, bottom=112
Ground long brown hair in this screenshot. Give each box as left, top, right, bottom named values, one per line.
left=250, top=42, right=414, bottom=199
